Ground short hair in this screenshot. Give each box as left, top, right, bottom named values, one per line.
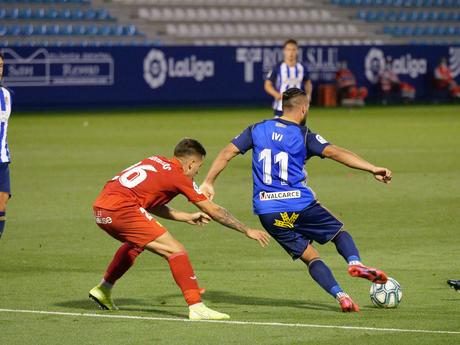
left=0, top=52, right=3, bottom=60
left=282, top=88, right=307, bottom=111
left=283, top=39, right=298, bottom=48
left=174, top=138, right=206, bottom=158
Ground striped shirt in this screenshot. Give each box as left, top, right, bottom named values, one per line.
left=0, top=86, right=12, bottom=163
left=265, top=62, right=310, bottom=112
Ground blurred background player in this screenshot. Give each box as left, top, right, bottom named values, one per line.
left=378, top=58, right=416, bottom=104
left=90, top=138, right=269, bottom=320
left=0, top=53, right=12, bottom=239
left=335, top=60, right=368, bottom=107
left=264, top=39, right=312, bottom=117
left=201, top=88, right=392, bottom=312
left=433, top=57, right=460, bottom=100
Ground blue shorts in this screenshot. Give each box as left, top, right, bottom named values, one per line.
left=274, top=109, right=283, bottom=117
left=258, top=201, right=343, bottom=260
left=0, top=163, right=11, bottom=195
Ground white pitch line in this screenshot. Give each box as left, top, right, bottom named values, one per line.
left=0, top=308, right=459, bottom=335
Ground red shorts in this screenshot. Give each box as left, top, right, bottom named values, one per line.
left=93, top=205, right=167, bottom=248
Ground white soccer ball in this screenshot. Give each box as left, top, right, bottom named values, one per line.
left=370, top=277, right=402, bottom=308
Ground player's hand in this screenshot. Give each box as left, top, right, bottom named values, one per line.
left=199, top=182, right=215, bottom=201
left=186, top=212, right=212, bottom=226
left=372, top=167, right=392, bottom=184
left=245, top=229, right=270, bottom=247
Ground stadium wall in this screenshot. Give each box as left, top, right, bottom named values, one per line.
left=2, top=45, right=460, bottom=109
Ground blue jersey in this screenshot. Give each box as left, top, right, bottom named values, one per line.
left=265, top=62, right=310, bottom=112
left=232, top=118, right=330, bottom=215
left=0, top=86, right=12, bottom=163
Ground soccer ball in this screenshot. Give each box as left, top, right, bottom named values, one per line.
left=370, top=277, right=402, bottom=308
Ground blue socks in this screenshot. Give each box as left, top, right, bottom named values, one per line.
left=308, top=259, right=343, bottom=298
left=332, top=231, right=361, bottom=264
left=0, top=211, right=5, bottom=239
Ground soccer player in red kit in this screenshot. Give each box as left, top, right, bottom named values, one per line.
left=90, top=138, right=270, bottom=320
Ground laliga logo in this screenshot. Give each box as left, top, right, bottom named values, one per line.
left=365, top=48, right=427, bottom=83
left=143, top=49, right=167, bottom=89
left=143, top=49, right=214, bottom=89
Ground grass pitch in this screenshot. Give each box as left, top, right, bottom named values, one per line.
left=0, top=105, right=459, bottom=344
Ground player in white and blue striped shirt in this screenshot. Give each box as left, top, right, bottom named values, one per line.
left=264, top=39, right=312, bottom=117
left=0, top=53, right=12, bottom=239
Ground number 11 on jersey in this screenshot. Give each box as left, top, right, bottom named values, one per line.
left=258, top=149, right=288, bottom=185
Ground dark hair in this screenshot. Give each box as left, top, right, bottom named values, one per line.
left=283, top=39, right=298, bottom=48
left=282, top=88, right=307, bottom=111
left=0, top=52, right=3, bottom=60
left=174, top=138, right=206, bottom=158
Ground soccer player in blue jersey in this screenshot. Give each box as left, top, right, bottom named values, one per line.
left=0, top=53, right=12, bottom=239
left=264, top=39, right=312, bottom=117
left=200, top=88, right=392, bottom=312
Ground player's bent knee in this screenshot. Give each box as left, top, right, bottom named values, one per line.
left=144, top=233, right=186, bottom=258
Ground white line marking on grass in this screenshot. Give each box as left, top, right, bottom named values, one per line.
left=0, top=308, right=459, bottom=335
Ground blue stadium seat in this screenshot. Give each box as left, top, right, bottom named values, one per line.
left=124, top=25, right=138, bottom=36
left=72, top=9, right=84, bottom=20
left=85, top=9, right=96, bottom=20
left=86, top=24, right=98, bottom=35
left=99, top=25, right=111, bottom=36
left=73, top=24, right=86, bottom=35
left=8, top=25, right=21, bottom=35
left=46, top=9, right=58, bottom=19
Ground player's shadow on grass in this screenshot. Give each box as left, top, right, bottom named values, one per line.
left=55, top=299, right=186, bottom=318
left=160, top=290, right=338, bottom=312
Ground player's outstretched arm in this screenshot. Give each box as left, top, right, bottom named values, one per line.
left=201, top=143, right=241, bottom=200
left=149, top=205, right=211, bottom=226
left=194, top=199, right=270, bottom=247
left=322, top=145, right=392, bottom=184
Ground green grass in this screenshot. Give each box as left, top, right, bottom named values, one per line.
left=0, top=105, right=459, bottom=345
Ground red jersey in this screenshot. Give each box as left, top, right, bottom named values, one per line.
left=94, top=155, right=207, bottom=211
left=434, top=64, right=454, bottom=89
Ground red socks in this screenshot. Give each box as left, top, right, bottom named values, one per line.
left=103, top=245, right=201, bottom=306
left=167, top=252, right=201, bottom=306
left=103, top=243, right=144, bottom=285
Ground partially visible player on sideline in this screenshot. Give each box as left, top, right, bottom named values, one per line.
left=0, top=53, right=12, bottom=239
left=90, top=138, right=269, bottom=320
left=335, top=60, right=368, bottom=106
left=433, top=57, right=460, bottom=99
left=264, top=39, right=312, bottom=117
left=200, top=88, right=392, bottom=312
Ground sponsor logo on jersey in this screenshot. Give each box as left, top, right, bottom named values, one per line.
left=315, top=134, right=328, bottom=144
left=364, top=48, right=427, bottom=83
left=259, top=190, right=301, bottom=201
left=95, top=216, right=112, bottom=225
left=144, top=49, right=214, bottom=89
left=273, top=212, right=299, bottom=229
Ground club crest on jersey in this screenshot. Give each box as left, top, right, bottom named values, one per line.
left=259, top=190, right=301, bottom=201
left=274, top=212, right=299, bottom=229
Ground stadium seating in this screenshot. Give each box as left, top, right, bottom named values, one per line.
left=332, top=0, right=460, bottom=43
left=2, top=0, right=458, bottom=46
left=0, top=0, right=146, bottom=46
